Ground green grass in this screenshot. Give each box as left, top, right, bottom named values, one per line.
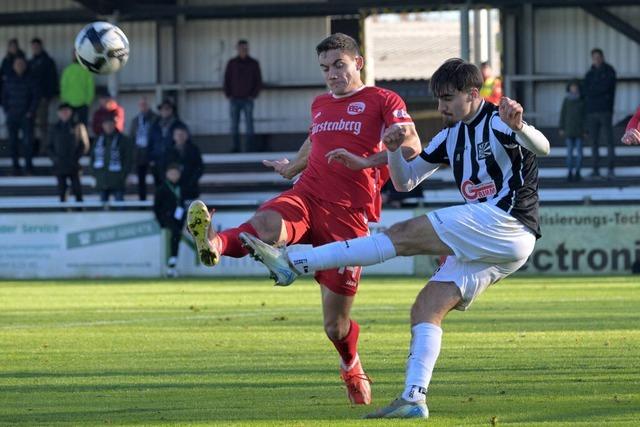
left=0, top=276, right=639, bottom=426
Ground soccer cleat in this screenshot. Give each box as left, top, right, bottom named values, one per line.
left=238, top=232, right=299, bottom=286
left=363, top=397, right=428, bottom=419
left=186, top=200, right=219, bottom=267
left=340, top=357, right=372, bottom=405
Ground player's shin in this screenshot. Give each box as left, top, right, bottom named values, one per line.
left=288, top=233, right=396, bottom=274
left=402, top=323, right=443, bottom=402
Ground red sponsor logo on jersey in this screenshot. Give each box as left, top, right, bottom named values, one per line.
left=461, top=180, right=497, bottom=200
left=347, top=102, right=366, bottom=115
left=393, top=109, right=411, bottom=119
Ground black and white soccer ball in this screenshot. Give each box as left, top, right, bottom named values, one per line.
left=74, top=22, right=129, bottom=75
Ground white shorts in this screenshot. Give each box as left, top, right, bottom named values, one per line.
left=427, top=203, right=536, bottom=310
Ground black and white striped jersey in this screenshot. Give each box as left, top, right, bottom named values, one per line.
left=421, top=101, right=541, bottom=238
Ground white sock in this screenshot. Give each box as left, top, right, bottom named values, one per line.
left=287, top=233, right=396, bottom=274
left=402, top=322, right=443, bottom=402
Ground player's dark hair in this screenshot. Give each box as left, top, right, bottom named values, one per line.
left=430, top=58, right=483, bottom=97
left=591, top=47, right=604, bottom=57
left=316, top=33, right=360, bottom=57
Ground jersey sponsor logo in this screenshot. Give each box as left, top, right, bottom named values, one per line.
left=311, top=119, right=362, bottom=135
left=477, top=140, right=492, bottom=160
left=393, top=109, right=411, bottom=119
left=461, top=179, right=497, bottom=200
left=347, top=102, right=366, bottom=115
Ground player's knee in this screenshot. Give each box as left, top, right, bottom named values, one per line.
left=324, top=319, right=349, bottom=341
left=250, top=211, right=283, bottom=244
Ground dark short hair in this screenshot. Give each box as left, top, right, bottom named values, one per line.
left=58, top=102, right=72, bottom=110
left=591, top=48, right=604, bottom=57
left=158, top=98, right=175, bottom=110
left=238, top=39, right=248, bottom=46
left=166, top=163, right=182, bottom=172
left=430, top=58, right=483, bottom=97
left=31, top=38, right=42, bottom=45
left=316, top=33, right=360, bottom=57
left=480, top=61, right=491, bottom=68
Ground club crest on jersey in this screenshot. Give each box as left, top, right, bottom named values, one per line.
left=347, top=102, right=366, bottom=115
left=393, top=109, right=411, bottom=119
left=477, top=140, right=492, bottom=160
left=461, top=179, right=497, bottom=201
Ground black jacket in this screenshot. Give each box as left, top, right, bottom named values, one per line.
left=154, top=180, right=184, bottom=229
left=167, top=141, right=204, bottom=201
left=583, top=62, right=616, bottom=114
left=1, top=71, right=38, bottom=118
left=28, top=50, right=59, bottom=99
left=47, top=120, right=88, bottom=175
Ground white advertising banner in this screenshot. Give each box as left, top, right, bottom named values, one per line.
left=0, top=212, right=163, bottom=278
left=520, top=205, right=640, bottom=275
left=177, top=209, right=416, bottom=277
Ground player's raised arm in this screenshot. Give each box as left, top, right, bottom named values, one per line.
left=499, top=97, right=550, bottom=156
left=384, top=126, right=443, bottom=192
left=263, top=136, right=311, bottom=179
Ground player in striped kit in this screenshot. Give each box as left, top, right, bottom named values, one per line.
left=240, top=58, right=551, bottom=419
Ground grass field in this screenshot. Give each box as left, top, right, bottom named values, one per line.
left=1, top=276, right=639, bottom=426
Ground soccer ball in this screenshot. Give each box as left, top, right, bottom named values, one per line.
left=74, top=22, right=129, bottom=75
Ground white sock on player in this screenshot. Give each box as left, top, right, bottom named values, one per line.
left=402, top=322, right=443, bottom=402
left=287, top=233, right=397, bottom=274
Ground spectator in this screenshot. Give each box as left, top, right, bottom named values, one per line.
left=28, top=38, right=59, bottom=151
left=92, top=89, right=125, bottom=136
left=91, top=115, right=133, bottom=203
left=167, top=124, right=204, bottom=202
left=0, top=38, right=26, bottom=94
left=148, top=99, right=185, bottom=186
left=153, top=163, right=186, bottom=278
left=583, top=48, right=616, bottom=179
left=223, top=39, right=262, bottom=152
left=47, top=103, right=89, bottom=203
left=559, top=80, right=585, bottom=181
left=2, top=56, right=38, bottom=175
left=128, top=96, right=159, bottom=200
left=60, top=51, right=94, bottom=125
left=479, top=61, right=502, bottom=105
left=621, top=105, right=640, bottom=146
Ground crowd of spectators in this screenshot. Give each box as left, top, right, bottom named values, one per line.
left=0, top=37, right=205, bottom=208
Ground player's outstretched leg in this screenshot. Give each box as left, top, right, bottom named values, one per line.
left=187, top=200, right=220, bottom=266
left=239, top=232, right=299, bottom=285
left=363, top=397, right=428, bottom=419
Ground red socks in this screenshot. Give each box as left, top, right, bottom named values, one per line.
left=332, top=319, right=360, bottom=368
left=216, top=222, right=258, bottom=258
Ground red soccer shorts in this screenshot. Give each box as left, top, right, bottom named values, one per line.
left=258, top=188, right=369, bottom=296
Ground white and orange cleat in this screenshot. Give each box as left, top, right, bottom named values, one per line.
left=186, top=200, right=220, bottom=267
left=340, top=355, right=372, bottom=405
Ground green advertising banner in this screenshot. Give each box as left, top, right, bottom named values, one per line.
left=413, top=205, right=640, bottom=276
left=521, top=205, right=640, bottom=275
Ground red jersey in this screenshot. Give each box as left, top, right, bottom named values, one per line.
left=294, top=86, right=413, bottom=222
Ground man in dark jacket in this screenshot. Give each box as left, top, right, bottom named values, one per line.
left=583, top=48, right=617, bottom=179
left=91, top=115, right=133, bottom=203
left=223, top=39, right=262, bottom=152
left=128, top=96, right=159, bottom=200
left=0, top=38, right=25, bottom=97
left=29, top=38, right=59, bottom=151
left=167, top=124, right=203, bottom=202
left=148, top=99, right=184, bottom=186
left=2, top=56, right=38, bottom=175
left=153, top=163, right=186, bottom=278
left=47, top=103, right=89, bottom=202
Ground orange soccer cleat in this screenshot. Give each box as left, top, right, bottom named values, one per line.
left=340, top=356, right=372, bottom=405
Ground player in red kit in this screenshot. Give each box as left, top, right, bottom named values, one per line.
left=186, top=33, right=422, bottom=405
